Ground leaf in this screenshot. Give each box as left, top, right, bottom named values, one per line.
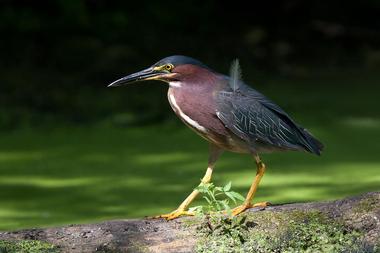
left=195, top=185, right=206, bottom=193
left=223, top=182, right=232, bottom=192
left=215, top=201, right=222, bottom=211
left=221, top=200, right=230, bottom=211
left=214, top=186, right=223, bottom=192
left=203, top=196, right=212, bottom=204
left=229, top=191, right=246, bottom=201
left=189, top=206, right=203, bottom=215
left=225, top=191, right=237, bottom=204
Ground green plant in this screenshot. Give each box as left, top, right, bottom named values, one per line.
left=189, top=182, right=245, bottom=215
left=188, top=182, right=253, bottom=252
left=0, top=240, right=59, bottom=253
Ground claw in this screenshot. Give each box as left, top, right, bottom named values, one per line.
left=150, top=209, right=195, bottom=220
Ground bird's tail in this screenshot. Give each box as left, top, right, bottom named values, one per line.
left=300, top=128, right=324, bottom=156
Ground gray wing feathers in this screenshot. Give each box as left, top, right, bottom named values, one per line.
left=216, top=84, right=323, bottom=155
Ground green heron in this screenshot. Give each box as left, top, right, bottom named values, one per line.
left=108, top=55, right=323, bottom=220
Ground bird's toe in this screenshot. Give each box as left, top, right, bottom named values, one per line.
left=150, top=209, right=195, bottom=220
left=252, top=201, right=271, bottom=208
left=232, top=201, right=270, bottom=216
left=231, top=204, right=252, bottom=216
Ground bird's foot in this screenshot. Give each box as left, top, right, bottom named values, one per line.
left=232, top=201, right=270, bottom=216
left=150, top=209, right=195, bottom=220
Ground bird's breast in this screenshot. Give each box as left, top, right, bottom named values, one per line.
left=167, top=87, right=249, bottom=153
left=167, top=88, right=209, bottom=135
left=167, top=90, right=208, bottom=134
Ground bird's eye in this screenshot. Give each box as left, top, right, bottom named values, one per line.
left=164, top=64, right=173, bottom=71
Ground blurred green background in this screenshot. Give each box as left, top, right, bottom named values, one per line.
left=0, top=1, right=379, bottom=230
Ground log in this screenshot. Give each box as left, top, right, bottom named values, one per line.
left=0, top=192, right=379, bottom=253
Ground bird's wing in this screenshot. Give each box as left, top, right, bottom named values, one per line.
left=215, top=81, right=323, bottom=155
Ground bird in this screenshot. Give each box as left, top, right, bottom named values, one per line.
left=108, top=55, right=323, bottom=220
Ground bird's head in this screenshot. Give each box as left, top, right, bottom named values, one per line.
left=108, top=55, right=212, bottom=88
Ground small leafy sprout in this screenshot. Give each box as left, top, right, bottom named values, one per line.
left=189, top=182, right=245, bottom=216
left=189, top=182, right=252, bottom=252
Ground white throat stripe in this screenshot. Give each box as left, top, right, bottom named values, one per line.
left=169, top=81, right=182, bottom=88
left=168, top=94, right=207, bottom=133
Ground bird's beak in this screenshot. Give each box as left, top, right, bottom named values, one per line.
left=108, top=67, right=166, bottom=87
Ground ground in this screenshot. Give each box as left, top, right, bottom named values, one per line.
left=0, top=192, right=378, bottom=253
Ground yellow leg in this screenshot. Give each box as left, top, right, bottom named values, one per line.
left=152, top=145, right=222, bottom=220
left=232, top=155, right=269, bottom=216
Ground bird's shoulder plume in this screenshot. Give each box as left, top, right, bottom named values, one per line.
left=229, top=59, right=242, bottom=92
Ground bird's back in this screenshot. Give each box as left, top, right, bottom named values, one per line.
left=215, top=79, right=324, bottom=155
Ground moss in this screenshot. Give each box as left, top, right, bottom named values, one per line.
left=278, top=211, right=364, bottom=252
left=182, top=216, right=204, bottom=227
left=353, top=195, right=379, bottom=213
left=127, top=241, right=150, bottom=253
left=0, top=240, right=59, bottom=253
left=195, top=210, right=372, bottom=253
left=374, top=242, right=380, bottom=253
left=93, top=244, right=124, bottom=253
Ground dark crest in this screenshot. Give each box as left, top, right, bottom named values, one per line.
left=154, top=55, right=209, bottom=69
left=229, top=59, right=242, bottom=92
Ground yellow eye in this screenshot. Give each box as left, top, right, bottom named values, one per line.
left=164, top=64, right=173, bottom=71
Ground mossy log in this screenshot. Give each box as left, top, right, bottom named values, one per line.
left=0, top=192, right=379, bottom=253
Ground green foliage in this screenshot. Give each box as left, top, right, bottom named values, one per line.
left=195, top=210, right=371, bottom=253
left=189, top=182, right=245, bottom=215
left=0, top=240, right=59, bottom=253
